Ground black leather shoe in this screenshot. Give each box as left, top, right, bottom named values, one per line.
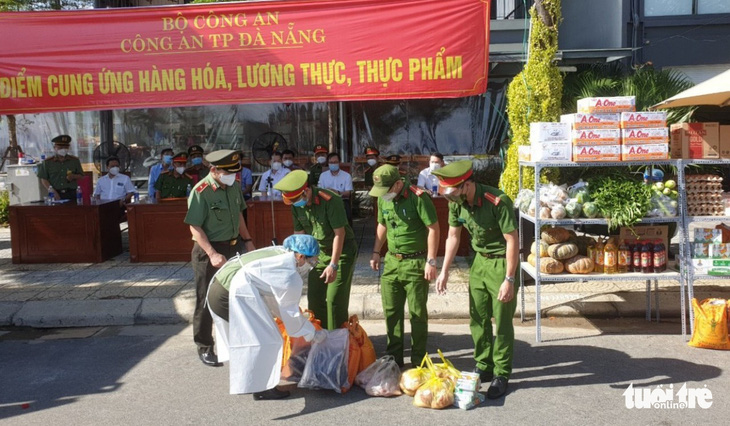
left=198, top=349, right=222, bottom=367
left=486, top=376, right=509, bottom=399
left=473, top=367, right=493, bottom=383
left=253, top=387, right=291, bottom=400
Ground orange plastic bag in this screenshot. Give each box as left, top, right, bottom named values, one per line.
left=278, top=310, right=324, bottom=373
left=343, top=314, right=377, bottom=372
left=342, top=328, right=361, bottom=393
left=689, top=298, right=730, bottom=350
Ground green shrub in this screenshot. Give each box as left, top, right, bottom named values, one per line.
left=0, top=190, right=9, bottom=225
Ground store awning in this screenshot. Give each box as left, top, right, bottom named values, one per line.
left=654, top=68, right=730, bottom=109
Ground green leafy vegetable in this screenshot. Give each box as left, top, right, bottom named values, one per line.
left=587, top=175, right=652, bottom=231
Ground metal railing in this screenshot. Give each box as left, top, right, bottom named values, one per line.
left=493, top=0, right=534, bottom=20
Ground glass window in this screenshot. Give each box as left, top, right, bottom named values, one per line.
left=644, top=0, right=692, bottom=16
left=698, top=0, right=730, bottom=14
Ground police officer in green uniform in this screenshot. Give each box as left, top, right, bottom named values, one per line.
left=369, top=165, right=440, bottom=367
left=185, top=145, right=209, bottom=182
left=185, top=149, right=256, bottom=366
left=308, top=144, right=328, bottom=186
left=37, top=135, right=84, bottom=200
left=156, top=152, right=195, bottom=199
left=432, top=160, right=519, bottom=400
left=363, top=146, right=380, bottom=188
left=274, top=170, right=358, bottom=330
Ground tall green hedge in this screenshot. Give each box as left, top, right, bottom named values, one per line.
left=0, top=191, right=9, bottom=225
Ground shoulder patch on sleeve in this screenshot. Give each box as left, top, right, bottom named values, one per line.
left=195, top=182, right=209, bottom=193
left=409, top=185, right=424, bottom=196
left=484, top=192, right=500, bottom=206
left=317, top=190, right=332, bottom=201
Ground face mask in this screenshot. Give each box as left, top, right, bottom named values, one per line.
left=316, top=156, right=326, bottom=164
left=381, top=192, right=397, bottom=202
left=296, top=261, right=314, bottom=277
left=175, top=166, right=186, bottom=174
left=272, top=162, right=282, bottom=171
left=329, top=164, right=340, bottom=172
left=192, top=157, right=203, bottom=166
left=56, top=149, right=68, bottom=157
left=429, top=162, right=441, bottom=172
left=293, top=197, right=307, bottom=208
left=219, top=172, right=236, bottom=186
left=162, top=155, right=172, bottom=165
left=283, top=159, right=293, bottom=168
left=108, top=166, right=120, bottom=176
left=443, top=186, right=466, bottom=205
left=367, top=158, right=377, bottom=167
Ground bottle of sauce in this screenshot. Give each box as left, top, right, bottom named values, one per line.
left=586, top=240, right=596, bottom=268
left=618, top=240, right=631, bottom=273
left=594, top=238, right=605, bottom=273
left=641, top=240, right=654, bottom=273
left=604, top=237, right=618, bottom=274
left=653, top=239, right=666, bottom=272
left=632, top=241, right=643, bottom=273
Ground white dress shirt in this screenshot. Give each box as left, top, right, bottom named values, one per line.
left=417, top=167, right=441, bottom=192
left=258, top=168, right=291, bottom=197
left=318, top=170, right=353, bottom=196
left=94, top=173, right=135, bottom=201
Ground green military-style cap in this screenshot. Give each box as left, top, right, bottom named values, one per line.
left=205, top=149, right=242, bottom=173
left=431, top=159, right=473, bottom=187
left=385, top=154, right=401, bottom=165
left=274, top=170, right=309, bottom=205
left=51, top=134, right=72, bottom=147
left=369, top=164, right=401, bottom=197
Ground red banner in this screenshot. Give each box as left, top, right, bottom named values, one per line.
left=0, top=0, right=489, bottom=114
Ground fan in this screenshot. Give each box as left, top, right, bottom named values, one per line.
left=251, top=131, right=287, bottom=167
left=93, top=141, right=131, bottom=172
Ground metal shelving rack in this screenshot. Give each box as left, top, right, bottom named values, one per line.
left=518, top=160, right=687, bottom=342
left=680, top=159, right=730, bottom=334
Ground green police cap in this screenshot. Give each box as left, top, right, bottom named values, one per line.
left=385, top=154, right=401, bottom=165
left=431, top=160, right=473, bottom=187
left=368, top=165, right=401, bottom=197
left=187, top=145, right=204, bottom=156
left=52, top=134, right=72, bottom=147
left=274, top=170, right=309, bottom=204
left=205, top=149, right=242, bottom=173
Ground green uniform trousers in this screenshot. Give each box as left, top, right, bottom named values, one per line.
left=307, top=239, right=358, bottom=330
left=380, top=253, right=429, bottom=366
left=470, top=255, right=517, bottom=378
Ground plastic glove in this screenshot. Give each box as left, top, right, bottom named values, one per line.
left=312, top=329, right=327, bottom=344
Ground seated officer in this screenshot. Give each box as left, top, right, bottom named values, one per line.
left=364, top=146, right=380, bottom=188
left=385, top=154, right=407, bottom=177
left=93, top=156, right=135, bottom=204
left=37, top=134, right=84, bottom=201
left=156, top=152, right=195, bottom=199
left=186, top=145, right=209, bottom=183
left=308, top=144, right=328, bottom=186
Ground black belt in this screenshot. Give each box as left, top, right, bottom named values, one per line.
left=211, top=237, right=240, bottom=246
left=479, top=252, right=505, bottom=259
left=57, top=188, right=75, bottom=194
left=389, top=250, right=426, bottom=260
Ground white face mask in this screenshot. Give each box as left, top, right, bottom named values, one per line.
left=56, top=149, right=68, bottom=157
left=219, top=172, right=236, bottom=186
left=283, top=159, right=293, bottom=167
left=367, top=159, right=377, bottom=167
left=108, top=166, right=120, bottom=176
left=175, top=166, right=186, bottom=174
left=381, top=192, right=397, bottom=202
left=316, top=156, right=327, bottom=164
left=429, top=162, right=441, bottom=172
left=272, top=162, right=282, bottom=171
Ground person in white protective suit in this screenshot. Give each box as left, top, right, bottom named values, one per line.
left=207, top=234, right=328, bottom=400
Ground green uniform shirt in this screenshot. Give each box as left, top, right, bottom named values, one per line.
left=292, top=187, right=355, bottom=252
left=36, top=155, right=84, bottom=191
left=185, top=165, right=210, bottom=182
left=364, top=166, right=376, bottom=187
left=214, top=247, right=284, bottom=290
left=308, top=163, right=325, bottom=186
left=447, top=183, right=517, bottom=255
left=157, top=171, right=195, bottom=199
left=377, top=180, right=438, bottom=254
left=184, top=173, right=246, bottom=242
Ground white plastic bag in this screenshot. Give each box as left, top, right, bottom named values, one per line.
left=356, top=356, right=402, bottom=397
left=298, top=328, right=350, bottom=393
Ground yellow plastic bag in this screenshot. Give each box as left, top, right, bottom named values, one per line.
left=399, top=354, right=433, bottom=396
left=413, top=355, right=455, bottom=409
left=432, top=349, right=461, bottom=385
left=689, top=298, right=730, bottom=350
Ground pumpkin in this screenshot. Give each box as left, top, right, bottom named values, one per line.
left=527, top=253, right=536, bottom=267
left=531, top=241, right=549, bottom=257
left=539, top=257, right=564, bottom=274
left=547, top=243, right=579, bottom=260
left=564, top=255, right=595, bottom=274
left=541, top=227, right=571, bottom=244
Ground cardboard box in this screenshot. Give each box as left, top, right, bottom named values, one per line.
left=669, top=122, right=720, bottom=159
left=620, top=111, right=667, bottom=129
left=561, top=113, right=620, bottom=130
left=694, top=243, right=710, bottom=258
left=573, top=145, right=621, bottom=162
left=619, top=225, right=668, bottom=251
left=691, top=258, right=730, bottom=276
left=518, top=145, right=531, bottom=162
left=694, top=228, right=723, bottom=243
left=720, top=125, right=730, bottom=159
left=621, top=128, right=669, bottom=145
left=532, top=142, right=572, bottom=161
left=709, top=243, right=730, bottom=259
left=577, top=96, right=636, bottom=114
left=529, top=122, right=571, bottom=143
left=669, top=124, right=684, bottom=159
left=571, top=129, right=621, bottom=146
left=621, top=144, right=669, bottom=161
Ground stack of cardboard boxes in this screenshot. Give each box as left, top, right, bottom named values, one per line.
left=692, top=227, right=730, bottom=276
left=670, top=122, right=730, bottom=159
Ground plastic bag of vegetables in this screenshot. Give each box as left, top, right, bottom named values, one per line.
left=431, top=349, right=461, bottom=385
left=357, top=355, right=402, bottom=397
left=298, top=328, right=350, bottom=393
left=515, top=189, right=534, bottom=214
left=413, top=354, right=456, bottom=410
left=399, top=354, right=432, bottom=396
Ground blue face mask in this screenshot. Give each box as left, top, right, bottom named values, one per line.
left=293, top=198, right=307, bottom=208
left=162, top=155, right=172, bottom=165
left=192, top=157, right=203, bottom=166
left=329, top=164, right=340, bottom=172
